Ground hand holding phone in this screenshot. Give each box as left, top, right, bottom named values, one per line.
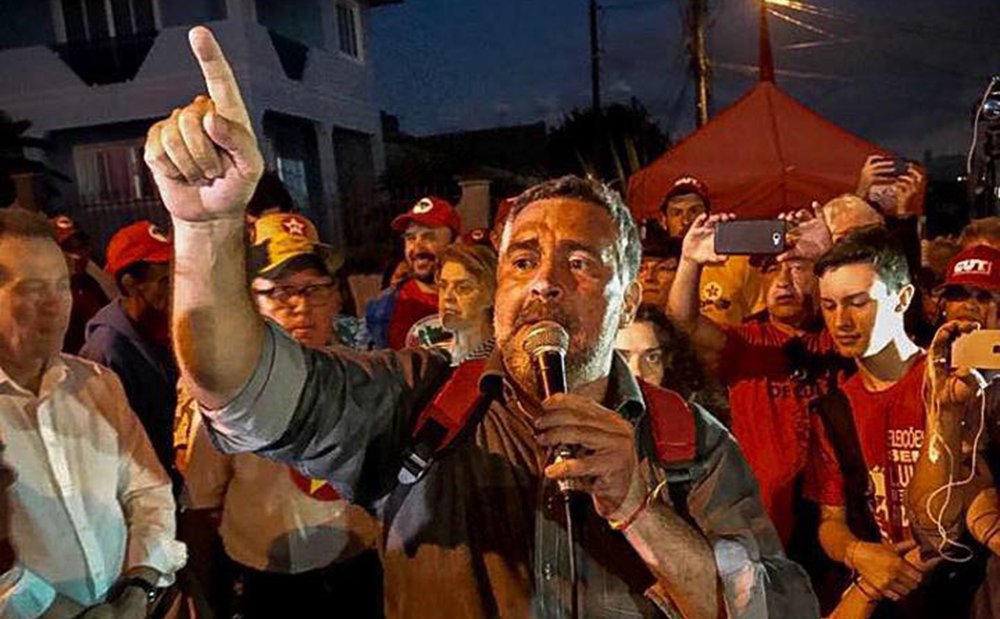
left=857, top=154, right=898, bottom=197
left=680, top=213, right=733, bottom=266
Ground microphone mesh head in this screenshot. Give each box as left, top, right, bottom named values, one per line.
left=522, top=320, right=570, bottom=356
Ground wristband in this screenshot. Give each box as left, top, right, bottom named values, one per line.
left=609, top=480, right=667, bottom=532
left=854, top=578, right=881, bottom=602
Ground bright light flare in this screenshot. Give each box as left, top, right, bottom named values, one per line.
left=765, top=0, right=853, bottom=22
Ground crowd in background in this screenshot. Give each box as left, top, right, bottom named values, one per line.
left=3, top=137, right=1000, bottom=619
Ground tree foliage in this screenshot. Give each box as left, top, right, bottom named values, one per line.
left=546, top=98, right=670, bottom=192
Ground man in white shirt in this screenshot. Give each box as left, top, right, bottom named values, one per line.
left=0, top=209, right=186, bottom=619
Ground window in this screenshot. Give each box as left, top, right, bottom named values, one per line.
left=336, top=2, right=362, bottom=60
left=276, top=156, right=310, bottom=211
left=58, top=0, right=157, bottom=43
left=74, top=141, right=156, bottom=204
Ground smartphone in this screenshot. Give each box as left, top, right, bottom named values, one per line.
left=892, top=158, right=909, bottom=176
left=875, top=155, right=908, bottom=177
left=951, top=330, right=1000, bottom=369
left=714, top=219, right=786, bottom=255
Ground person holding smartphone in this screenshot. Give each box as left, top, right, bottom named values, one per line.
left=855, top=155, right=926, bottom=219
left=804, top=227, right=991, bottom=619
left=668, top=209, right=836, bottom=548
left=644, top=176, right=769, bottom=326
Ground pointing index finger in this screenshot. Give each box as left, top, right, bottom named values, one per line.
left=188, top=26, right=250, bottom=128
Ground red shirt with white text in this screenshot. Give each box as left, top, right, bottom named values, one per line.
left=720, top=321, right=834, bottom=545
left=805, top=355, right=926, bottom=543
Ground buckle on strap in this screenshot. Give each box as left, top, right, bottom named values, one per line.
left=397, top=418, right=448, bottom=485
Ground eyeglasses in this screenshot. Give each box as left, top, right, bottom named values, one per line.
left=252, top=282, right=335, bottom=305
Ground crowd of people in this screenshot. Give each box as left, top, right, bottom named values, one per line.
left=3, top=24, right=1000, bottom=619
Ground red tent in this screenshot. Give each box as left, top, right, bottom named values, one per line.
left=628, top=5, right=899, bottom=220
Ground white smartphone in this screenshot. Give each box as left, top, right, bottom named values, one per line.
left=951, top=330, right=1000, bottom=369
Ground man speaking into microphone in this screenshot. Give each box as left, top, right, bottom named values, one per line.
left=148, top=26, right=818, bottom=619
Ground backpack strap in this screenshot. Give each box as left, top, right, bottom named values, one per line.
left=398, top=358, right=489, bottom=485
left=639, top=381, right=697, bottom=464
left=638, top=381, right=704, bottom=522
left=811, top=387, right=881, bottom=542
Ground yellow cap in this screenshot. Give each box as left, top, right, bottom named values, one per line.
left=250, top=213, right=341, bottom=277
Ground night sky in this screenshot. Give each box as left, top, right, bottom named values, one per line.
left=371, top=0, right=1000, bottom=160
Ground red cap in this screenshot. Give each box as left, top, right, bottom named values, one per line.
left=461, top=227, right=492, bottom=247
left=495, top=197, right=516, bottom=229
left=105, top=220, right=172, bottom=275
left=937, top=244, right=1000, bottom=293
left=661, top=176, right=710, bottom=210
left=49, top=215, right=82, bottom=245
left=391, top=197, right=461, bottom=236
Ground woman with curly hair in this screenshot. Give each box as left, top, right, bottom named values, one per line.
left=615, top=304, right=730, bottom=426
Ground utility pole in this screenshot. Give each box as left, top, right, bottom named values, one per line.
left=688, top=0, right=711, bottom=127
left=589, top=0, right=601, bottom=113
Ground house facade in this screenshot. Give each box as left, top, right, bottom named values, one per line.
left=0, top=0, right=398, bottom=252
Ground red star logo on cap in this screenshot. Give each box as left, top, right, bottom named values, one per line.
left=413, top=198, right=434, bottom=214
left=282, top=218, right=308, bottom=236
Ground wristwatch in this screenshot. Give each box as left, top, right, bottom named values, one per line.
left=107, top=576, right=157, bottom=605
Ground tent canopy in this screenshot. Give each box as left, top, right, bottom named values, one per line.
left=628, top=80, right=894, bottom=221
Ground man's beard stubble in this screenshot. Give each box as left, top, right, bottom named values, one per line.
left=498, top=299, right=617, bottom=399
left=408, top=252, right=438, bottom=285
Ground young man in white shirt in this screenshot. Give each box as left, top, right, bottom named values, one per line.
left=0, top=209, right=185, bottom=619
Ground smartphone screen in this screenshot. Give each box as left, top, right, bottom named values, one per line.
left=714, top=220, right=786, bottom=255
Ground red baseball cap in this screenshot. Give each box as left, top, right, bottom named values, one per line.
left=461, top=227, right=492, bottom=247
left=391, top=196, right=462, bottom=236
left=105, top=220, right=172, bottom=275
left=495, top=197, right=516, bottom=229
left=49, top=215, right=84, bottom=246
left=661, top=176, right=710, bottom=211
left=936, top=244, right=1000, bottom=294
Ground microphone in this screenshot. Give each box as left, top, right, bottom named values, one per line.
left=523, top=321, right=576, bottom=493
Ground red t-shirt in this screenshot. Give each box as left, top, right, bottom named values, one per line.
left=388, top=279, right=439, bottom=350
left=720, top=321, right=834, bottom=545
left=805, top=355, right=927, bottom=543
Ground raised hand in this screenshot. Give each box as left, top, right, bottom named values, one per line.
left=144, top=27, right=263, bottom=222
left=892, top=167, right=926, bottom=217
left=856, top=154, right=897, bottom=198
left=928, top=320, right=981, bottom=413
left=681, top=213, right=733, bottom=266
left=778, top=205, right=832, bottom=262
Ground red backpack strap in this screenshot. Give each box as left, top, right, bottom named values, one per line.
left=639, top=381, right=697, bottom=464
left=398, top=358, right=489, bottom=484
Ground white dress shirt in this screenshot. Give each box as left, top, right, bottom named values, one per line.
left=0, top=355, right=186, bottom=618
